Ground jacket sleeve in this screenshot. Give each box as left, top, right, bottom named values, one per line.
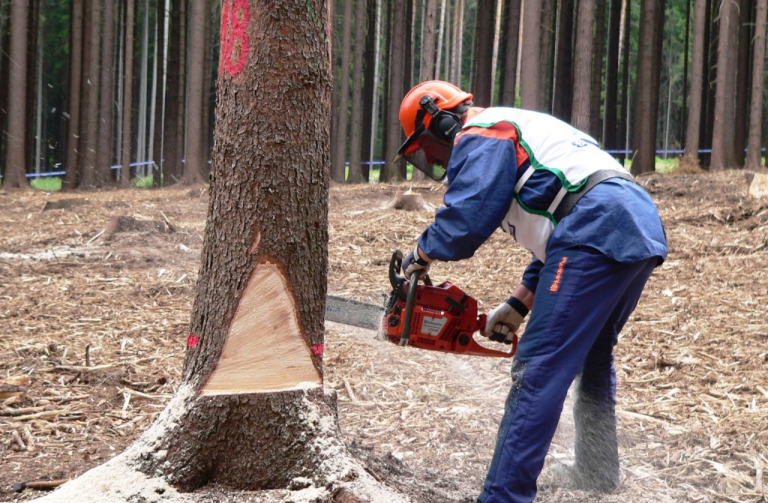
left=417, top=131, right=518, bottom=261
left=521, top=257, right=543, bottom=293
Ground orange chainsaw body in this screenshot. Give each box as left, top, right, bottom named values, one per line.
left=381, top=253, right=515, bottom=358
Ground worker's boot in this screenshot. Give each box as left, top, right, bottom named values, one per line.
left=569, top=385, right=621, bottom=492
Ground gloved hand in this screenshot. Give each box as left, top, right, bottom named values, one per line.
left=402, top=246, right=431, bottom=278
left=482, top=296, right=529, bottom=344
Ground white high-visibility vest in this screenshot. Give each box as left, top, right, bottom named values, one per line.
left=462, top=107, right=630, bottom=262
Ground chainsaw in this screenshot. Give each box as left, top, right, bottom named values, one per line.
left=326, top=250, right=516, bottom=358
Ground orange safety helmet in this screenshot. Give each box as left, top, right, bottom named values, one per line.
left=395, top=81, right=473, bottom=181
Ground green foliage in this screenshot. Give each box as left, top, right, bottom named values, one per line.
left=30, top=177, right=62, bottom=191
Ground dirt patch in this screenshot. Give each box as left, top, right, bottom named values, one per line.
left=1, top=172, right=767, bottom=502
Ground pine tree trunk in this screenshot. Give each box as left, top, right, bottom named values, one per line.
left=603, top=0, right=621, bottom=148
left=347, top=0, right=367, bottom=183
left=745, top=0, right=766, bottom=169
left=77, top=0, right=93, bottom=179
left=734, top=0, right=753, bottom=166
left=381, top=0, right=407, bottom=182
left=471, top=0, right=495, bottom=106
left=163, top=0, right=184, bottom=185
left=520, top=0, right=542, bottom=110
left=1, top=0, right=29, bottom=190
left=683, top=0, right=707, bottom=165
left=553, top=0, right=574, bottom=121
left=436, top=0, right=446, bottom=78
left=80, top=0, right=102, bottom=188
left=451, top=0, right=464, bottom=84
left=589, top=0, right=605, bottom=138
left=540, top=0, right=555, bottom=111
left=701, top=0, right=717, bottom=167
left=120, top=0, right=135, bottom=188
left=711, top=0, right=739, bottom=171
left=332, top=0, right=354, bottom=182
left=200, top=2, right=214, bottom=180
left=0, top=0, right=9, bottom=179
left=618, top=0, right=630, bottom=163
left=498, top=0, right=521, bottom=105
left=571, top=0, right=594, bottom=132
left=361, top=0, right=378, bottom=181
left=182, top=0, right=206, bottom=184
left=631, top=0, right=665, bottom=174
left=97, top=0, right=117, bottom=186
left=63, top=0, right=83, bottom=190
left=152, top=0, right=167, bottom=187
left=33, top=5, right=43, bottom=175
left=421, top=0, right=438, bottom=80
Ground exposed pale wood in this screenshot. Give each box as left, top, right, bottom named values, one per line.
left=201, top=262, right=320, bottom=395
left=749, top=173, right=768, bottom=199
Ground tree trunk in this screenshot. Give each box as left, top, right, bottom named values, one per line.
left=497, top=0, right=521, bottom=105
left=163, top=0, right=184, bottom=185
left=120, top=0, right=135, bottom=188
left=152, top=0, right=167, bottom=187
left=572, top=0, right=595, bottom=131
left=421, top=0, right=438, bottom=80
left=589, top=0, right=605, bottom=138
left=540, top=0, right=555, bottom=111
left=32, top=0, right=404, bottom=499
left=137, top=0, right=150, bottom=172
left=361, top=0, right=378, bottom=181
left=618, top=0, right=630, bottom=163
left=332, top=0, right=353, bottom=182
left=734, top=0, right=753, bottom=166
left=471, top=0, right=495, bottom=106
left=1, top=0, right=29, bottom=190
left=520, top=0, right=542, bottom=110
left=77, top=0, right=93, bottom=180
left=200, top=1, right=214, bottom=180
left=746, top=0, right=767, bottom=169
left=683, top=0, right=707, bottom=165
left=603, top=0, right=621, bottom=149
left=97, top=0, right=117, bottom=186
left=63, top=0, right=83, bottom=190
left=711, top=0, right=739, bottom=171
left=631, top=0, right=665, bottom=175
left=382, top=0, right=407, bottom=182
left=553, top=0, right=574, bottom=121
left=0, top=0, right=9, bottom=179
left=451, top=0, right=464, bottom=85
left=182, top=0, right=206, bottom=184
left=80, top=0, right=102, bottom=188
left=347, top=0, right=367, bottom=182
left=436, top=0, right=446, bottom=78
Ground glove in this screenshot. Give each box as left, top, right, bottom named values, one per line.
left=482, top=296, right=529, bottom=344
left=402, top=246, right=430, bottom=278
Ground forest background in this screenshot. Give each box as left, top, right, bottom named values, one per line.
left=0, top=0, right=767, bottom=190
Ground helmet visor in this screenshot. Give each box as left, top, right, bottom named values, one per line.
left=396, top=131, right=451, bottom=182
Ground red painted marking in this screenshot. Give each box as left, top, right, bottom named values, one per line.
left=187, top=334, right=200, bottom=348
left=220, top=0, right=250, bottom=77
left=311, top=344, right=324, bottom=357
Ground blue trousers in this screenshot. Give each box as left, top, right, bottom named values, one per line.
left=477, top=246, right=658, bottom=503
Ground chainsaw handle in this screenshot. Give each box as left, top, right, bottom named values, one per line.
left=476, top=313, right=519, bottom=356
left=390, top=249, right=432, bottom=301
left=399, top=270, right=421, bottom=346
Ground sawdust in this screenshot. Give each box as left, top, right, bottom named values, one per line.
left=1, top=170, right=767, bottom=502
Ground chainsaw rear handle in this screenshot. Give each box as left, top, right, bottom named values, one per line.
left=478, top=313, right=519, bottom=354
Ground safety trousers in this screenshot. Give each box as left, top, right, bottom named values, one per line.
left=477, top=246, right=659, bottom=503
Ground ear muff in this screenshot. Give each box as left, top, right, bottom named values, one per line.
left=431, top=112, right=462, bottom=142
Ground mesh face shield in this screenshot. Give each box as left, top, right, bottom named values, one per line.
left=395, top=128, right=452, bottom=182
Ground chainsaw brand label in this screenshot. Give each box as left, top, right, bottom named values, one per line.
left=420, top=316, right=448, bottom=336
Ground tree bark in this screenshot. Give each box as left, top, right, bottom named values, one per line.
left=471, top=0, right=495, bottom=106
left=63, top=0, right=83, bottom=190
left=540, top=0, right=555, bottom=112
left=589, top=0, right=605, bottom=138
left=0, top=0, right=9, bottom=179
left=734, top=0, right=753, bottom=166
left=97, top=0, right=117, bottom=186
left=151, top=0, right=167, bottom=187
left=120, top=0, right=136, bottom=188
left=683, top=0, right=707, bottom=165
left=1, top=0, right=29, bottom=190
left=163, top=0, right=184, bottom=185
left=80, top=0, right=102, bottom=188
left=603, top=0, right=621, bottom=149
left=711, top=0, right=739, bottom=171
left=520, top=0, right=542, bottom=110
left=571, top=0, right=594, bottom=131
left=618, top=0, right=630, bottom=163
left=497, top=0, right=521, bottom=105
left=553, top=0, right=574, bottom=121
left=382, top=0, right=407, bottom=182
left=361, top=0, right=378, bottom=181
left=31, top=1, right=405, bottom=500
left=182, top=0, right=207, bottom=184
left=347, top=0, right=367, bottom=182
left=451, top=0, right=464, bottom=85
left=745, top=0, right=766, bottom=169
left=631, top=0, right=665, bottom=174
left=332, top=0, right=354, bottom=182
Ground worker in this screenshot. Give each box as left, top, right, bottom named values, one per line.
left=397, top=81, right=667, bottom=503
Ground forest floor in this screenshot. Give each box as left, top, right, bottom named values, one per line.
left=1, top=168, right=768, bottom=503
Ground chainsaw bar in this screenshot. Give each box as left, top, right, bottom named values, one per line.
left=325, top=295, right=385, bottom=331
